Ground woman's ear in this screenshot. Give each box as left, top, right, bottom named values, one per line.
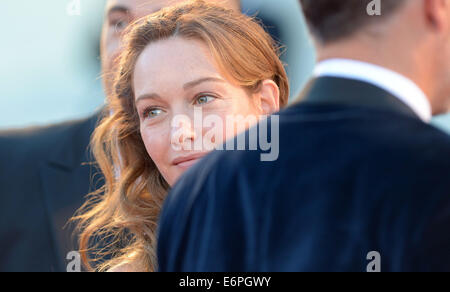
left=254, top=79, right=280, bottom=115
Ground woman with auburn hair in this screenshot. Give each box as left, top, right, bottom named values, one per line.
left=74, top=0, right=289, bottom=272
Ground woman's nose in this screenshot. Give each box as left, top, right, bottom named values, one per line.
left=170, top=116, right=198, bottom=151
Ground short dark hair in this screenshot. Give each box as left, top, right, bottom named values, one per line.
left=300, top=0, right=406, bottom=44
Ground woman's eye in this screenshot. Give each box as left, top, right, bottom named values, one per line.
left=143, top=108, right=163, bottom=119
left=112, top=19, right=128, bottom=33
left=195, top=95, right=216, bottom=105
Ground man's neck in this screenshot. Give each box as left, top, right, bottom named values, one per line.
left=314, top=58, right=432, bottom=122
left=316, top=40, right=436, bottom=114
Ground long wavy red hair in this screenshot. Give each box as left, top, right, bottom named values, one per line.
left=73, top=0, right=289, bottom=272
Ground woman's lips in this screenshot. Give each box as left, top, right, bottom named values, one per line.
left=176, top=158, right=201, bottom=169
left=172, top=152, right=208, bottom=169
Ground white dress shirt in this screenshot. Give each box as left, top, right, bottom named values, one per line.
left=314, top=58, right=432, bottom=123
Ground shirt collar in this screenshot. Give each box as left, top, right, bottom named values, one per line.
left=314, top=58, right=432, bottom=123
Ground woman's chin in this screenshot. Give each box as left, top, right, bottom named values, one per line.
left=167, top=159, right=202, bottom=186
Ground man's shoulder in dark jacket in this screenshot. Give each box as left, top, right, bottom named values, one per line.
left=158, top=103, right=450, bottom=272
left=0, top=113, right=100, bottom=272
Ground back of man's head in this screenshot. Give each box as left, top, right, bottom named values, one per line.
left=300, top=0, right=406, bottom=44
left=299, top=0, right=450, bottom=114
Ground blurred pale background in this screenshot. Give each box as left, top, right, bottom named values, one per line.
left=0, top=0, right=449, bottom=133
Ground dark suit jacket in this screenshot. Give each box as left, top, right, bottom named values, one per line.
left=0, top=113, right=100, bottom=272
left=157, top=77, right=450, bottom=272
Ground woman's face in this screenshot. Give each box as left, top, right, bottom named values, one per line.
left=133, top=37, right=279, bottom=186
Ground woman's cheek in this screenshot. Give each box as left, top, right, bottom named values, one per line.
left=140, top=125, right=170, bottom=167
left=215, top=106, right=258, bottom=142
left=202, top=111, right=230, bottom=146
left=141, top=125, right=179, bottom=186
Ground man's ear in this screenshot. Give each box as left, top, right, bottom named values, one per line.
left=425, top=0, right=450, bottom=32
left=253, top=79, right=280, bottom=115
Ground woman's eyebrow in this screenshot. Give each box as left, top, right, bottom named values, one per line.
left=106, top=5, right=129, bottom=18
left=183, top=77, right=226, bottom=90
left=136, top=77, right=226, bottom=103
left=135, top=93, right=161, bottom=104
